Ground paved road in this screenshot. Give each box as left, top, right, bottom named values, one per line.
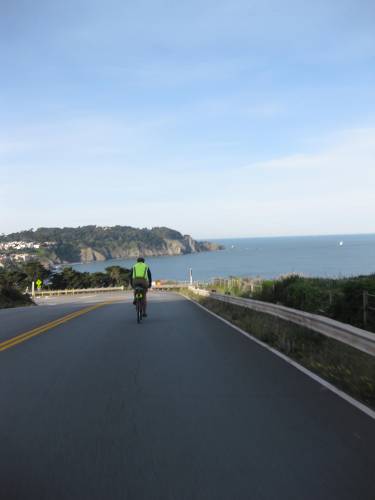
left=0, top=292, right=374, bottom=500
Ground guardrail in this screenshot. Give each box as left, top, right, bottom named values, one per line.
left=34, top=282, right=192, bottom=298
left=153, top=283, right=191, bottom=290
left=189, top=287, right=375, bottom=357
left=34, top=286, right=125, bottom=297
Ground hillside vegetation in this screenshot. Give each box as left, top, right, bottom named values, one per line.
left=0, top=225, right=222, bottom=265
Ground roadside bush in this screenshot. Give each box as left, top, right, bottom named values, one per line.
left=330, top=276, right=375, bottom=329
left=49, top=265, right=131, bottom=290
left=0, top=286, right=34, bottom=309
left=246, top=273, right=375, bottom=332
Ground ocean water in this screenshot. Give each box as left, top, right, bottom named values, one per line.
left=71, top=233, right=375, bottom=282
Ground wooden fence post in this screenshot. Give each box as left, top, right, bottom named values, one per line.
left=363, top=290, right=368, bottom=327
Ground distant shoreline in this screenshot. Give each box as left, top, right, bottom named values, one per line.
left=59, top=246, right=224, bottom=269
left=206, top=232, right=375, bottom=241
left=70, top=234, right=375, bottom=281
left=0, top=225, right=223, bottom=267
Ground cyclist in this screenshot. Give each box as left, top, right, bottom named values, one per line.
left=130, top=257, right=152, bottom=317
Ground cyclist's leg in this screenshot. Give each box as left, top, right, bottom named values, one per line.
left=133, top=279, right=143, bottom=305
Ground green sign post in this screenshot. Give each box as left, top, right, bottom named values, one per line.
left=36, top=279, right=42, bottom=290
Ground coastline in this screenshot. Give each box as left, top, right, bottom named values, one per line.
left=68, top=234, right=375, bottom=281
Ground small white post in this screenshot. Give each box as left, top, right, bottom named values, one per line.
left=31, top=281, right=35, bottom=298
left=189, top=268, right=193, bottom=285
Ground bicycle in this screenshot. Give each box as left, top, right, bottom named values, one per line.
left=134, top=286, right=146, bottom=323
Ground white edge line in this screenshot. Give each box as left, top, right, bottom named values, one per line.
left=183, top=294, right=375, bottom=421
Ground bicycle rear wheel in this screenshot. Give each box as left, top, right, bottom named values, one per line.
left=136, top=299, right=142, bottom=323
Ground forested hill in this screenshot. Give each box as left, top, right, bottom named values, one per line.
left=0, top=226, right=223, bottom=265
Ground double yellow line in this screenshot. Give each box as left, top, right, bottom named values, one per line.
left=0, top=302, right=110, bottom=352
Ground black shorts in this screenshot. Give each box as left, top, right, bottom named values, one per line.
left=133, top=278, right=149, bottom=291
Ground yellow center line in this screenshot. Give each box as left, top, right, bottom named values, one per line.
left=0, top=301, right=116, bottom=352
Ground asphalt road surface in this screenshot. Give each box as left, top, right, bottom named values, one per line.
left=0, top=292, right=374, bottom=500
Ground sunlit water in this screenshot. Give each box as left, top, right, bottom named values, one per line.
left=72, top=234, right=375, bottom=281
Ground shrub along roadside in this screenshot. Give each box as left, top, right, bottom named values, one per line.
left=182, top=290, right=375, bottom=410
left=0, top=286, right=34, bottom=309
left=210, top=274, right=375, bottom=333
left=0, top=261, right=132, bottom=309
left=0, top=261, right=132, bottom=292
left=49, top=265, right=131, bottom=289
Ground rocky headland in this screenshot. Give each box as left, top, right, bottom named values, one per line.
left=0, top=226, right=223, bottom=267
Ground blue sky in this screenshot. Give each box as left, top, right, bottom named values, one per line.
left=1, top=0, right=374, bottom=238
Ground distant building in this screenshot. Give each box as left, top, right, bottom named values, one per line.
left=0, top=241, right=55, bottom=251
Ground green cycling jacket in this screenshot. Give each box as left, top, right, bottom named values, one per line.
left=132, top=262, right=149, bottom=280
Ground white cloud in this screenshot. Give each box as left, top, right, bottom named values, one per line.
left=249, top=128, right=375, bottom=172
left=1, top=125, right=375, bottom=237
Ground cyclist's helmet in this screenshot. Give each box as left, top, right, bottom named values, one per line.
left=137, top=257, right=145, bottom=263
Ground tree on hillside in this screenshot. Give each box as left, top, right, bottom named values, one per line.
left=90, top=272, right=111, bottom=288
left=105, top=266, right=131, bottom=286
left=22, top=261, right=50, bottom=283
left=50, top=267, right=90, bottom=289
left=4, top=268, right=28, bottom=289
